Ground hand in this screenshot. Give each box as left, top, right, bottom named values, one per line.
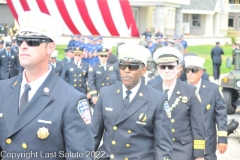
left=92, top=96, right=98, bottom=104
left=218, top=143, right=228, bottom=154
left=194, top=157, right=204, bottom=160
left=87, top=93, right=91, bottom=100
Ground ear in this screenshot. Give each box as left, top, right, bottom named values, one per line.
left=46, top=42, right=56, bottom=56
left=141, top=66, right=147, bottom=76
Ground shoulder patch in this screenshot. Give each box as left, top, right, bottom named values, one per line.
left=77, top=99, right=91, bottom=124
left=195, top=90, right=201, bottom=102
left=164, top=101, right=171, bottom=118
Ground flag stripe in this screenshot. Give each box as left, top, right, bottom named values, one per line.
left=27, top=0, right=41, bottom=12
left=97, top=0, right=119, bottom=36
left=119, top=0, right=139, bottom=37
left=36, top=0, right=50, bottom=14
left=6, top=0, right=19, bottom=22
left=55, top=0, right=80, bottom=35
left=75, top=0, right=99, bottom=35
left=11, top=0, right=25, bottom=20
left=20, top=0, right=30, bottom=11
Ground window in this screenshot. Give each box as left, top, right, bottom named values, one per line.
left=191, top=14, right=201, bottom=28
left=229, top=18, right=234, bottom=27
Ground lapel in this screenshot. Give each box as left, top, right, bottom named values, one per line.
left=8, top=69, right=57, bottom=137
left=199, top=79, right=209, bottom=102
left=111, top=83, right=125, bottom=116
left=3, top=76, right=22, bottom=133
left=115, top=81, right=148, bottom=125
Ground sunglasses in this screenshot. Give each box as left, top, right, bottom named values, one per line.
left=75, top=54, right=82, bottom=57
left=51, top=57, right=56, bottom=59
left=185, top=68, right=201, bottom=73
left=100, top=55, right=108, bottom=57
left=16, top=37, right=53, bottom=47
left=159, top=65, right=177, bottom=70
left=119, top=62, right=143, bottom=71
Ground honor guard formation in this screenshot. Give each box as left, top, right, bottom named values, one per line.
left=0, top=11, right=229, bottom=160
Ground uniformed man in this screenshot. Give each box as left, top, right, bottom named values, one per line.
left=0, top=39, right=4, bottom=52
left=61, top=48, right=89, bottom=95
left=151, top=47, right=205, bottom=160
left=0, top=11, right=94, bottom=159
left=67, top=35, right=75, bottom=48
left=49, top=50, right=63, bottom=76
left=0, top=42, right=22, bottom=80
left=11, top=39, right=19, bottom=54
left=184, top=55, right=228, bottom=160
left=94, top=44, right=173, bottom=160
left=60, top=47, right=74, bottom=67
left=88, top=48, right=118, bottom=105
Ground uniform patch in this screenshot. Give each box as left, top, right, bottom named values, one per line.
left=11, top=56, right=14, bottom=59
left=2, top=55, right=5, bottom=58
left=105, top=107, right=113, bottom=111
left=77, top=99, right=91, bottom=124
left=195, top=90, right=201, bottom=102
left=164, top=101, right=171, bottom=118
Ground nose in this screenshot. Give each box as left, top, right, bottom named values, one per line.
left=20, top=41, right=28, bottom=49
left=124, top=67, right=131, bottom=73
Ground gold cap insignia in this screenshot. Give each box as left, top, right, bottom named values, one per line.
left=206, top=104, right=211, bottom=110
left=139, top=113, right=147, bottom=122
left=37, top=127, right=49, bottom=139
left=44, top=87, right=49, bottom=93
left=181, top=96, right=188, bottom=103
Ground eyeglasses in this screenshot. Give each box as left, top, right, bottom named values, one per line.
left=100, top=55, right=108, bottom=58
left=75, top=54, right=82, bottom=57
left=185, top=68, right=201, bottom=73
left=16, top=37, right=53, bottom=47
left=119, top=62, right=143, bottom=71
left=159, top=65, right=177, bottom=70
left=51, top=57, right=56, bottom=59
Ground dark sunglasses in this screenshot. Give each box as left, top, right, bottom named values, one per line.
left=185, top=68, right=201, bottom=73
left=100, top=55, right=108, bottom=57
left=16, top=37, right=53, bottom=47
left=75, top=54, right=81, bottom=57
left=159, top=65, right=177, bottom=70
left=119, top=62, right=143, bottom=71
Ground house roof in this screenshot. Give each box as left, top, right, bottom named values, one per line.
left=182, top=0, right=217, bottom=11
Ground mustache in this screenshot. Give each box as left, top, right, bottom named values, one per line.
left=122, top=75, right=132, bottom=79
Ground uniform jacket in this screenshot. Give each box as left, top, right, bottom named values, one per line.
left=151, top=80, right=205, bottom=158
left=0, top=69, right=94, bottom=160
left=60, top=57, right=73, bottom=68
left=211, top=46, right=224, bottom=64
left=94, top=81, right=173, bottom=160
left=61, top=61, right=89, bottom=94
left=51, top=62, right=63, bottom=76
left=147, top=76, right=162, bottom=85
left=0, top=49, right=22, bottom=80
left=88, top=62, right=118, bottom=97
left=198, top=79, right=228, bottom=154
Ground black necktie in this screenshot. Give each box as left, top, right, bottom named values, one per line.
left=19, top=84, right=31, bottom=114
left=124, top=90, right=132, bottom=107
left=163, top=89, right=169, bottom=94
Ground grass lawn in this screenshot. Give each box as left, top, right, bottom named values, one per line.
left=56, top=44, right=235, bottom=77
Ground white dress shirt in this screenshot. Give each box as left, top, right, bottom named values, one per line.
left=122, top=79, right=141, bottom=103
left=162, top=80, right=177, bottom=100
left=100, top=62, right=106, bottom=71
left=19, top=65, right=52, bottom=106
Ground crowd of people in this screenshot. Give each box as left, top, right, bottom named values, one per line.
left=0, top=11, right=229, bottom=160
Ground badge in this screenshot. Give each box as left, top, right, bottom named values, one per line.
left=195, top=90, right=201, bottom=102
left=164, top=101, right=171, bottom=118
left=177, top=91, right=180, bottom=95
left=206, top=104, right=211, bottom=110
left=182, top=96, right=188, bottom=103
left=77, top=99, right=91, bottom=124
left=89, top=67, right=93, bottom=72
left=139, top=113, right=147, bottom=122
left=139, top=93, right=143, bottom=97
left=70, top=68, right=74, bottom=71
left=14, top=81, right=17, bottom=86
left=43, top=87, right=49, bottom=93
left=37, top=127, right=49, bottom=139
left=105, top=107, right=113, bottom=111
left=109, top=66, right=113, bottom=71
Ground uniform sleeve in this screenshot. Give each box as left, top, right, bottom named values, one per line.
left=88, top=67, right=97, bottom=97
left=63, top=94, right=94, bottom=160
left=60, top=65, right=68, bottom=81
left=154, top=94, right=173, bottom=160
left=214, top=86, right=228, bottom=144
left=190, top=89, right=205, bottom=158
left=93, top=91, right=104, bottom=151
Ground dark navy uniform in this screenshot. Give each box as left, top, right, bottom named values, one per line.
left=60, top=48, right=74, bottom=68
left=0, top=69, right=94, bottom=160
left=147, top=75, right=162, bottom=85
left=151, top=80, right=205, bottom=160
left=94, top=81, right=172, bottom=160
left=199, top=79, right=227, bottom=160
left=51, top=62, right=63, bottom=76
left=0, top=49, right=22, bottom=80
left=61, top=61, right=89, bottom=94
left=211, top=43, right=224, bottom=80
left=88, top=62, right=117, bottom=97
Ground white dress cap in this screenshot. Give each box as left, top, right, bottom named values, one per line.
left=184, top=56, right=205, bottom=68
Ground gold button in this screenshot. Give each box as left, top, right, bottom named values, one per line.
left=102, top=83, right=104, bottom=86
left=128, top=130, right=132, bottom=134
left=79, top=84, right=82, bottom=86
left=125, top=158, right=128, bottom=160
left=22, top=143, right=27, bottom=149
left=172, top=129, right=175, bottom=132
left=126, top=143, right=130, bottom=147
left=6, top=138, right=11, bottom=144
left=79, top=74, right=82, bottom=76
left=113, top=126, right=117, bottom=130
left=110, top=154, right=114, bottom=159
left=74, top=74, right=76, bottom=76
left=74, top=79, right=76, bottom=81
left=106, top=77, right=109, bottom=80
left=112, top=140, right=116, bottom=145
left=74, top=84, right=76, bottom=87
left=172, top=138, right=175, bottom=141
left=171, top=119, right=175, bottom=123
